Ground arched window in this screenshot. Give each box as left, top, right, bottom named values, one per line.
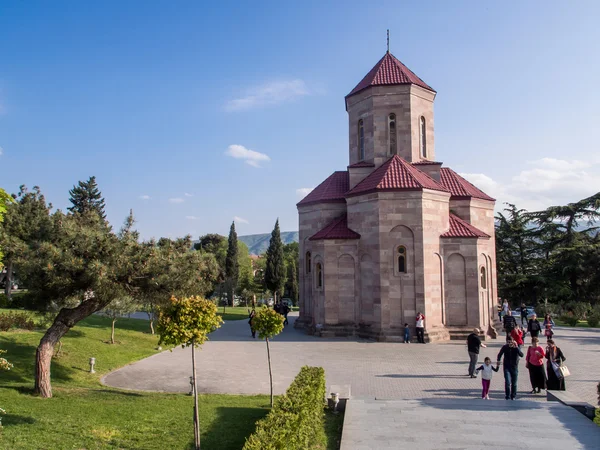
left=306, top=251, right=311, bottom=274
left=480, top=266, right=487, bottom=289
left=388, top=113, right=397, bottom=155
left=316, top=263, right=323, bottom=288
left=358, top=119, right=365, bottom=161
left=419, top=116, right=427, bottom=158
left=397, top=246, right=407, bottom=274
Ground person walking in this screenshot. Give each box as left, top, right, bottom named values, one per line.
left=497, top=336, right=524, bottom=400
left=502, top=300, right=510, bottom=318
left=248, top=308, right=256, bottom=338
left=503, top=310, right=517, bottom=337
left=519, top=303, right=528, bottom=326
left=467, top=328, right=487, bottom=378
left=527, top=314, right=541, bottom=341
left=511, top=324, right=524, bottom=350
left=415, top=312, right=426, bottom=343
left=282, top=303, right=290, bottom=326
left=475, top=357, right=499, bottom=399
left=525, top=336, right=546, bottom=394
left=546, top=339, right=566, bottom=391
left=543, top=314, right=556, bottom=341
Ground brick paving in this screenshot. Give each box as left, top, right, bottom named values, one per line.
left=103, top=313, right=600, bottom=406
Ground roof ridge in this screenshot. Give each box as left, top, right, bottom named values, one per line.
left=441, top=213, right=490, bottom=239
left=309, top=214, right=361, bottom=241
left=439, top=168, right=495, bottom=202
left=297, top=171, right=349, bottom=207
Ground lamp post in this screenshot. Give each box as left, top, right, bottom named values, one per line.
left=89, top=357, right=96, bottom=374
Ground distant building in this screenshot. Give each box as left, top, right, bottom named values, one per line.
left=296, top=51, right=497, bottom=342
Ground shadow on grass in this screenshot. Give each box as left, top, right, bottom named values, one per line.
left=198, top=405, right=270, bottom=450
left=1, top=414, right=36, bottom=427
left=80, top=315, right=151, bottom=334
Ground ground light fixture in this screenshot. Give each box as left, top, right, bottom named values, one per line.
left=89, top=357, right=96, bottom=373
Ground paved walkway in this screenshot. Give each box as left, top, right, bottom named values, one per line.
left=340, top=398, right=600, bottom=450
left=102, top=313, right=600, bottom=406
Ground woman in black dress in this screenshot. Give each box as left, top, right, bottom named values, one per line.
left=545, top=339, right=566, bottom=391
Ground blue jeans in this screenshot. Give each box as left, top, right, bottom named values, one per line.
left=404, top=331, right=410, bottom=343
left=503, top=366, right=519, bottom=399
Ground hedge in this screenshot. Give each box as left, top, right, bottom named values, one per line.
left=243, top=366, right=327, bottom=450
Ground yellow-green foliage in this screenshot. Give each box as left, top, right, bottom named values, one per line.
left=243, top=366, right=327, bottom=450
left=157, top=295, right=223, bottom=348
left=251, top=307, right=284, bottom=340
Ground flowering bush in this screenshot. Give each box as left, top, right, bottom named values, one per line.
left=0, top=350, right=12, bottom=430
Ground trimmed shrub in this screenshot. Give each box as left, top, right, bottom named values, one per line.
left=0, top=312, right=35, bottom=332
left=559, top=313, right=579, bottom=327
left=587, top=307, right=600, bottom=328
left=0, top=294, right=8, bottom=308
left=243, top=366, right=326, bottom=450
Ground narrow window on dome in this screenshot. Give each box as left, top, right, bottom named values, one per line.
left=306, top=251, right=311, bottom=274
left=358, top=119, right=365, bottom=161
left=480, top=266, right=487, bottom=289
left=397, top=246, right=407, bottom=274
left=316, top=263, right=323, bottom=288
left=419, top=116, right=427, bottom=158
left=388, top=114, right=397, bottom=155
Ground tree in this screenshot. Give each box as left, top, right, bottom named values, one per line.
left=0, top=186, right=52, bottom=299
left=251, top=307, right=284, bottom=407
left=157, top=296, right=223, bottom=450
left=225, top=222, right=239, bottom=307
left=103, top=296, right=138, bottom=344
left=287, top=259, right=299, bottom=305
left=264, top=219, right=285, bottom=303
left=68, top=176, right=106, bottom=220
left=0, top=188, right=15, bottom=268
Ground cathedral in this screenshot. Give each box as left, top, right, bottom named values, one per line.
left=296, top=51, right=498, bottom=342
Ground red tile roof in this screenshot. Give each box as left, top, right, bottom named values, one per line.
left=347, top=52, right=434, bottom=97
left=348, top=161, right=375, bottom=168
left=346, top=155, right=449, bottom=197
left=441, top=213, right=490, bottom=239
left=309, top=215, right=361, bottom=241
left=297, top=171, right=349, bottom=206
left=439, top=168, right=495, bottom=201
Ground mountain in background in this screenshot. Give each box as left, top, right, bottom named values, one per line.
left=239, top=231, right=299, bottom=255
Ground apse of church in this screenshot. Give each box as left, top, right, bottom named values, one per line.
left=296, top=51, right=497, bottom=342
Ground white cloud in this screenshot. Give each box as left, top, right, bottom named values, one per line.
left=169, top=198, right=184, bottom=204
left=224, top=79, right=311, bottom=112
left=0, top=146, right=3, bottom=156
left=296, top=187, right=314, bottom=197
left=186, top=215, right=199, bottom=220
left=184, top=193, right=193, bottom=197
left=139, top=195, right=151, bottom=200
left=460, top=158, right=600, bottom=212
left=234, top=216, right=249, bottom=224
left=225, top=144, right=271, bottom=168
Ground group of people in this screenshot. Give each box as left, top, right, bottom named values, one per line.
left=402, top=312, right=426, bottom=343
left=247, top=300, right=291, bottom=338
left=467, top=305, right=567, bottom=400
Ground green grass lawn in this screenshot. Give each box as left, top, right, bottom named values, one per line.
left=553, top=319, right=593, bottom=328
left=217, top=306, right=252, bottom=321
left=0, top=311, right=343, bottom=449
left=0, top=313, right=270, bottom=449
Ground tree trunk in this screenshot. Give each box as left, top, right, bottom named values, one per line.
left=266, top=338, right=273, bottom=407
left=4, top=261, right=13, bottom=300
left=191, top=341, right=201, bottom=450
left=150, top=319, right=154, bottom=335
left=34, top=297, right=111, bottom=397
left=111, top=319, right=116, bottom=344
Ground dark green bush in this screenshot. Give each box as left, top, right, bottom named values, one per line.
left=0, top=293, right=8, bottom=308
left=0, top=312, right=35, bottom=331
left=559, top=313, right=579, bottom=327
left=243, top=366, right=326, bottom=450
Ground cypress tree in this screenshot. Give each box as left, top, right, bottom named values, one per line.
left=225, top=221, right=239, bottom=306
left=68, top=176, right=106, bottom=219
left=289, top=259, right=299, bottom=305
left=265, top=219, right=285, bottom=303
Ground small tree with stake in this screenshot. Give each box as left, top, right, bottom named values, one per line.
left=157, top=296, right=223, bottom=450
left=251, top=307, right=284, bottom=407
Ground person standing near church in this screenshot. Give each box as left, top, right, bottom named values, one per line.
left=467, top=328, right=486, bottom=378
left=503, top=310, right=517, bottom=337
left=527, top=314, right=541, bottom=341
left=497, top=336, right=524, bottom=400
left=519, top=303, right=528, bottom=326
left=415, top=312, right=426, bottom=343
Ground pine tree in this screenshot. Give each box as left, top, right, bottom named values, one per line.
left=265, top=219, right=285, bottom=302
left=289, top=259, right=299, bottom=305
left=225, top=221, right=239, bottom=307
left=68, top=176, right=106, bottom=219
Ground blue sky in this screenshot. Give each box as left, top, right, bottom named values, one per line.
left=1, top=1, right=599, bottom=239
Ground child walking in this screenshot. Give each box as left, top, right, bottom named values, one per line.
left=475, top=357, right=499, bottom=399
left=404, top=323, right=410, bottom=343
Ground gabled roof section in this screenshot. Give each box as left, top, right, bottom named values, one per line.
left=297, top=171, right=349, bottom=207
left=346, top=155, right=449, bottom=197
left=412, top=160, right=443, bottom=166
left=439, top=168, right=495, bottom=202
left=309, top=215, right=361, bottom=241
left=441, top=213, right=490, bottom=239
left=347, top=52, right=435, bottom=98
